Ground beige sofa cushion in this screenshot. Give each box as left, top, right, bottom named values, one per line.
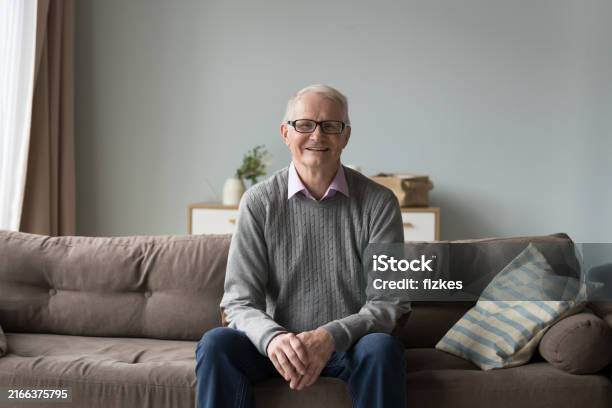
left=0, top=333, right=352, bottom=408
left=1, top=333, right=610, bottom=408
left=0, top=333, right=196, bottom=407
left=0, top=231, right=230, bottom=340
left=405, top=349, right=612, bottom=408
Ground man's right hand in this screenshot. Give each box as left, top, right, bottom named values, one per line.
left=266, top=333, right=309, bottom=389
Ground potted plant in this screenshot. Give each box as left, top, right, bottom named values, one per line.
left=222, top=145, right=270, bottom=205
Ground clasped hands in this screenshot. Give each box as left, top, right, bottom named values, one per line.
left=266, top=328, right=334, bottom=390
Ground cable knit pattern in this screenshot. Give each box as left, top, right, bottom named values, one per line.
left=220, top=166, right=410, bottom=355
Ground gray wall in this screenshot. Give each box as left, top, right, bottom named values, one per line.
left=75, top=0, right=612, bottom=242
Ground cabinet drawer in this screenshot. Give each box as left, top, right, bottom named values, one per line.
left=191, top=209, right=239, bottom=235
left=401, top=211, right=437, bottom=242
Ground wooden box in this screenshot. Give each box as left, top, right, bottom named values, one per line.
left=370, top=174, right=433, bottom=207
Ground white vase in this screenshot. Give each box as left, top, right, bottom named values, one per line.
left=222, top=177, right=246, bottom=206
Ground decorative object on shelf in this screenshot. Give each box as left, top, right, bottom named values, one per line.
left=222, top=178, right=246, bottom=206
left=236, top=145, right=270, bottom=185
left=222, top=145, right=271, bottom=205
left=370, top=173, right=433, bottom=207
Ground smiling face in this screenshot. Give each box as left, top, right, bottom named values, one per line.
left=280, top=92, right=351, bottom=173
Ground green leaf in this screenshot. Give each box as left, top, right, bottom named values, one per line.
left=235, top=144, right=271, bottom=185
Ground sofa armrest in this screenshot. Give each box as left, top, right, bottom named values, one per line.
left=0, top=324, right=6, bottom=357
left=539, top=312, right=612, bottom=374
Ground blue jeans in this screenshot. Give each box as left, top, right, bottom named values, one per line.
left=195, top=327, right=407, bottom=408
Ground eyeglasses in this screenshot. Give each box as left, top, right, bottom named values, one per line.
left=286, top=119, right=349, bottom=135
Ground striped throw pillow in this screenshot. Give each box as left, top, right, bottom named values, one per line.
left=436, top=244, right=585, bottom=370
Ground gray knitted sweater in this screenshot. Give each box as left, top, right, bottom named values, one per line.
left=220, top=166, right=410, bottom=355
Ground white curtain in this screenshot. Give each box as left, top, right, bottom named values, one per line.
left=0, top=0, right=38, bottom=230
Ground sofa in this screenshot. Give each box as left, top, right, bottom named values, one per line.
left=0, top=230, right=610, bottom=407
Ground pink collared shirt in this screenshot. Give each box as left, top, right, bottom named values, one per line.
left=288, top=162, right=349, bottom=201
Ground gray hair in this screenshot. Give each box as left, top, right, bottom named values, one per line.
left=282, top=84, right=351, bottom=125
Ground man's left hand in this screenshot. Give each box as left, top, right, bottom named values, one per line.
left=294, top=328, right=334, bottom=390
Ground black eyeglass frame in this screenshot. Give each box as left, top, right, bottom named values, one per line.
left=286, top=119, right=350, bottom=134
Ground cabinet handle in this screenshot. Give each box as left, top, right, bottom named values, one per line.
left=403, top=222, right=413, bottom=228
left=228, top=218, right=236, bottom=224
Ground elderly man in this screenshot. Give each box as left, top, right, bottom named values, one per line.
left=195, top=84, right=410, bottom=408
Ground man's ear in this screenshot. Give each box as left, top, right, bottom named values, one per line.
left=341, top=126, right=351, bottom=148
left=280, top=123, right=290, bottom=146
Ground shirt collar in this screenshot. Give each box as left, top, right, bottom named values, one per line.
left=288, top=162, right=349, bottom=201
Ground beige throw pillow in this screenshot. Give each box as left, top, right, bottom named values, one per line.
left=436, top=244, right=585, bottom=370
